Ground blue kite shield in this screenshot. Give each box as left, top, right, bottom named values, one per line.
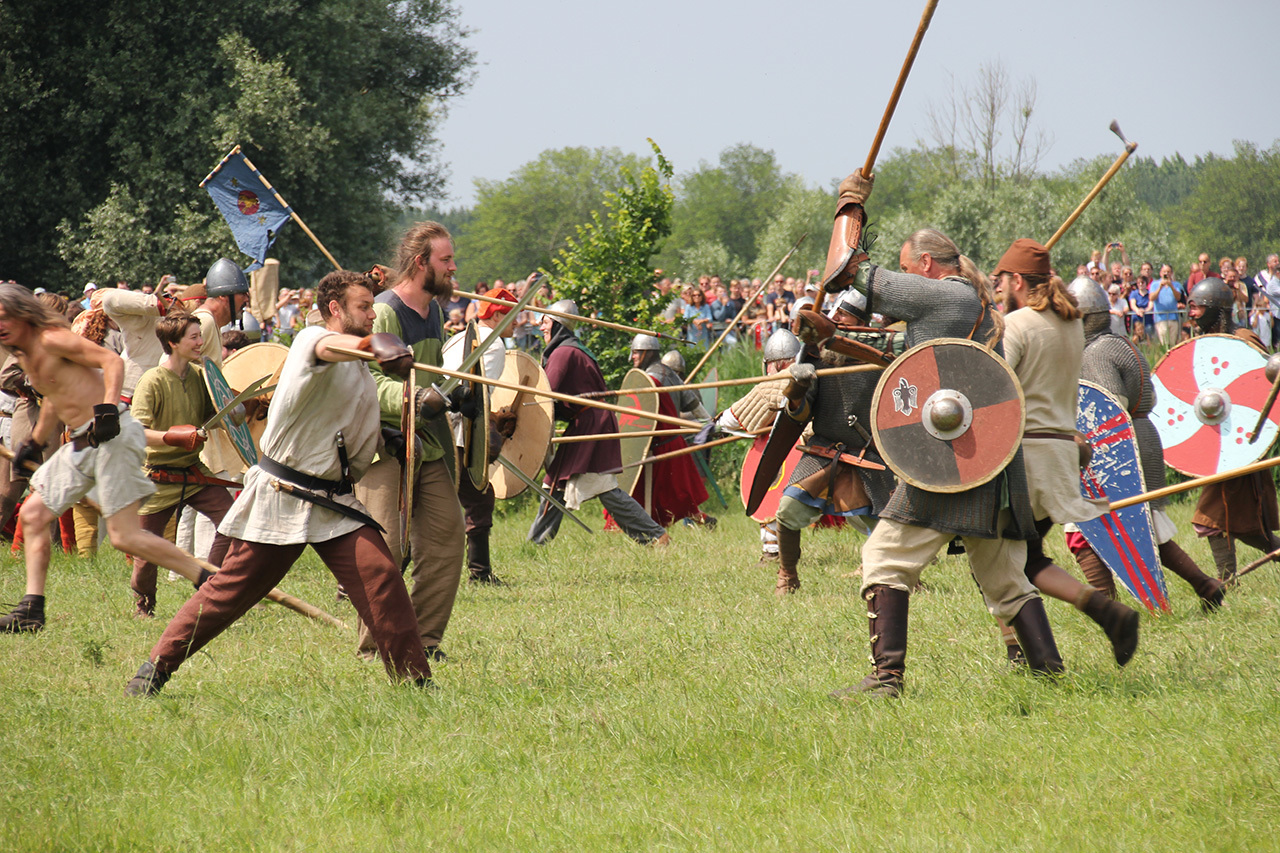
left=1076, top=380, right=1169, bottom=613
left=200, top=146, right=292, bottom=273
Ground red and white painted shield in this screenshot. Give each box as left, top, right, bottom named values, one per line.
left=740, top=430, right=804, bottom=522
left=871, top=339, right=1024, bottom=493
left=1151, top=334, right=1277, bottom=477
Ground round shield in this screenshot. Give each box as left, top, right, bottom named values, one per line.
left=466, top=383, right=491, bottom=491
left=222, top=342, right=288, bottom=455
left=203, top=357, right=259, bottom=466
left=615, top=369, right=659, bottom=496
left=740, top=432, right=804, bottom=522
left=871, top=338, right=1024, bottom=493
left=1150, top=334, right=1277, bottom=477
left=487, top=351, right=553, bottom=500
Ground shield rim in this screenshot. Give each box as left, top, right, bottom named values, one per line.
left=870, top=337, right=1025, bottom=494
left=1151, top=333, right=1273, bottom=477
left=488, top=350, right=553, bottom=500
left=467, top=382, right=491, bottom=490
left=615, top=369, right=658, bottom=496
left=221, top=341, right=288, bottom=462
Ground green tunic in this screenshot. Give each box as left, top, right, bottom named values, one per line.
left=369, top=291, right=454, bottom=476
left=130, top=363, right=217, bottom=514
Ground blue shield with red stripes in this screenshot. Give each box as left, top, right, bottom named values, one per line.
left=1076, top=380, right=1170, bottom=612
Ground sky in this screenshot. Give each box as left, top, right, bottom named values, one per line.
left=433, top=0, right=1280, bottom=207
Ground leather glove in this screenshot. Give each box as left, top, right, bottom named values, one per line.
left=162, top=425, right=206, bottom=452
left=12, top=439, right=44, bottom=474
left=792, top=309, right=836, bottom=345
left=837, top=168, right=874, bottom=207
left=491, top=406, right=518, bottom=439
left=487, top=424, right=505, bottom=464
left=417, top=385, right=448, bottom=420
left=449, top=386, right=479, bottom=420
left=380, top=427, right=407, bottom=465
left=357, top=332, right=413, bottom=380
left=89, top=403, right=121, bottom=446
left=784, top=363, right=817, bottom=405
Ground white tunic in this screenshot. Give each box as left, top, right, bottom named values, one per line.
left=99, top=290, right=163, bottom=397
left=218, top=327, right=381, bottom=545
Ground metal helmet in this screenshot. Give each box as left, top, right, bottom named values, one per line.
left=206, top=258, right=249, bottom=297
left=1188, top=277, right=1234, bottom=333
left=1067, top=277, right=1109, bottom=316
left=660, top=350, right=686, bottom=373
left=547, top=299, right=579, bottom=330
left=762, top=328, right=801, bottom=363
left=239, top=309, right=262, bottom=342
left=630, top=333, right=661, bottom=353
left=827, top=287, right=868, bottom=323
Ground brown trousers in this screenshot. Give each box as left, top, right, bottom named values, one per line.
left=149, top=527, right=431, bottom=682
left=132, top=485, right=234, bottom=611
left=354, top=455, right=464, bottom=654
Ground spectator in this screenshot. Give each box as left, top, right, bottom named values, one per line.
left=1128, top=276, right=1154, bottom=342
left=445, top=307, right=466, bottom=335
left=1250, top=288, right=1272, bottom=347
left=1188, top=252, right=1210, bottom=288
left=1236, top=256, right=1255, bottom=298
left=80, top=281, right=97, bottom=310
left=1222, top=267, right=1250, bottom=328
left=445, top=282, right=473, bottom=320
left=682, top=287, right=714, bottom=348
left=1107, top=284, right=1128, bottom=337
left=1149, top=264, right=1184, bottom=346
left=1261, top=254, right=1280, bottom=350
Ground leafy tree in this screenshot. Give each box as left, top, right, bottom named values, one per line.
left=656, top=144, right=797, bottom=275
left=751, top=185, right=834, bottom=281
left=674, top=240, right=742, bottom=282
left=1, top=0, right=473, bottom=291
left=550, top=140, right=674, bottom=385
left=459, top=147, right=650, bottom=285
left=1172, top=141, right=1280, bottom=267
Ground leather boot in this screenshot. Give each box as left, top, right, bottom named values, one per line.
left=1075, top=588, right=1139, bottom=666
left=830, top=585, right=909, bottom=699
left=1207, top=535, right=1237, bottom=583
left=1009, top=597, right=1065, bottom=675
left=1158, top=541, right=1225, bottom=612
left=0, top=593, right=44, bottom=633
left=466, top=533, right=503, bottom=585
left=1074, top=546, right=1116, bottom=599
left=1000, top=621, right=1026, bottom=667
left=124, top=661, right=170, bottom=697
left=775, top=525, right=801, bottom=596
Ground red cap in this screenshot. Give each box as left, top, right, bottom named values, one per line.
left=477, top=287, right=517, bottom=320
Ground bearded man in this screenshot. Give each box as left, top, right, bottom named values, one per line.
left=125, top=270, right=433, bottom=694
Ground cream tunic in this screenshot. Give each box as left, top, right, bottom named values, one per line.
left=218, top=327, right=381, bottom=545
left=99, top=290, right=163, bottom=397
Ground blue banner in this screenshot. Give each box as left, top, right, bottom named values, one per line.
left=201, top=148, right=292, bottom=273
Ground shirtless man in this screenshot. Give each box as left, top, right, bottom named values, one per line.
left=0, top=284, right=207, bottom=633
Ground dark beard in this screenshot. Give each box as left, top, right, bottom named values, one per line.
left=424, top=265, right=454, bottom=300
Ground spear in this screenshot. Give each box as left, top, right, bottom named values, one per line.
left=578, top=362, right=882, bottom=399
left=1044, top=121, right=1139, bottom=250
left=326, top=347, right=702, bottom=429
left=1108, top=455, right=1280, bottom=511
left=551, top=427, right=699, bottom=444
left=684, top=232, right=808, bottom=384
left=453, top=289, right=683, bottom=344
left=618, top=430, right=769, bottom=470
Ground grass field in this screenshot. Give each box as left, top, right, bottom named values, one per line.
left=3, top=492, right=1279, bottom=851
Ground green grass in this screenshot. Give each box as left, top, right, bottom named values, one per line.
left=2, top=498, right=1279, bottom=851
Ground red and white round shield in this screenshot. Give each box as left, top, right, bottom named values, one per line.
left=1151, top=334, right=1277, bottom=477
left=871, top=338, right=1024, bottom=493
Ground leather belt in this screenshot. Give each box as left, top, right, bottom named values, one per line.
left=259, top=455, right=352, bottom=496
left=145, top=466, right=242, bottom=489
left=1023, top=432, right=1075, bottom=441
left=797, top=443, right=887, bottom=471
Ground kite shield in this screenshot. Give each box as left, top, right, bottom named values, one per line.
left=871, top=338, right=1024, bottom=493
left=740, top=431, right=804, bottom=522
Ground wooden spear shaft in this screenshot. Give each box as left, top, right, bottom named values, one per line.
left=453, top=290, right=683, bottom=343
left=1108, top=455, right=1280, bottom=511
left=863, top=0, right=941, bottom=175
left=619, top=430, right=767, bottom=470
left=326, top=346, right=702, bottom=429
left=684, top=232, right=808, bottom=384
left=580, top=362, right=882, bottom=399
left=552, top=427, right=698, bottom=444
left=1044, top=122, right=1139, bottom=250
